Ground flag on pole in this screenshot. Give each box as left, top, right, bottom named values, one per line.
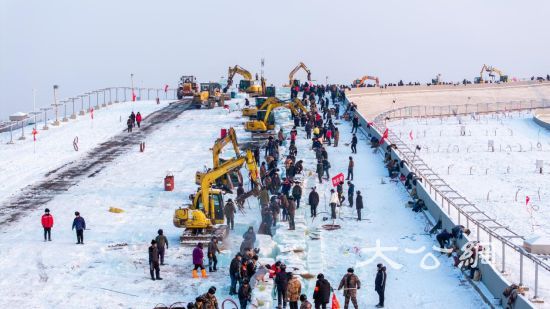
left=409, top=130, right=414, bottom=140
left=32, top=128, right=38, bottom=141
left=526, top=196, right=530, bottom=205
left=379, top=128, right=389, bottom=145
left=132, top=90, right=137, bottom=102
left=164, top=84, right=169, bottom=93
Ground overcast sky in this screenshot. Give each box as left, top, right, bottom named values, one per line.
left=1, top=0, right=549, bottom=118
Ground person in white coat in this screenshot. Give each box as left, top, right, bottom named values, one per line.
left=330, top=189, right=340, bottom=219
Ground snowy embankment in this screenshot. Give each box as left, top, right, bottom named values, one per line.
left=0, top=100, right=170, bottom=205
left=0, top=96, right=488, bottom=308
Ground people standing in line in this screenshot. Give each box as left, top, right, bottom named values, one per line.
left=316, top=160, right=324, bottom=184
left=229, top=253, right=242, bottom=295
left=72, top=211, right=86, bottom=244
left=192, top=242, right=207, bottom=278
left=130, top=111, right=136, bottom=127
left=41, top=208, right=54, bottom=242
left=136, top=112, right=142, bottom=128
left=288, top=196, right=296, bottom=230
left=375, top=264, right=387, bottom=308
left=224, top=199, right=236, bottom=230
left=126, top=117, right=133, bottom=132
left=208, top=237, right=221, bottom=272
left=155, top=229, right=169, bottom=265
left=308, top=187, right=319, bottom=218
left=329, top=189, right=340, bottom=219
left=322, top=158, right=330, bottom=180
left=148, top=240, right=162, bottom=280
left=333, top=127, right=339, bottom=147
left=300, top=294, right=312, bottom=309
left=356, top=191, right=364, bottom=221
left=351, top=134, right=357, bottom=154
left=292, top=183, right=302, bottom=209
left=338, top=268, right=360, bottom=309
left=347, top=157, right=354, bottom=180
left=287, top=274, right=302, bottom=309
left=347, top=182, right=355, bottom=208
left=313, top=273, right=331, bottom=309
left=275, top=265, right=290, bottom=309
left=238, top=279, right=252, bottom=309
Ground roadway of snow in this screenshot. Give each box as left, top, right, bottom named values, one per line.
left=0, top=100, right=170, bottom=205
left=0, top=96, right=488, bottom=308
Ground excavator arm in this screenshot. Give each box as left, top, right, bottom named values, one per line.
left=291, top=98, right=308, bottom=114
left=479, top=64, right=507, bottom=82
left=354, top=75, right=380, bottom=87
left=224, top=65, right=254, bottom=93
left=288, top=62, right=312, bottom=87
left=199, top=150, right=258, bottom=217
left=212, top=127, right=241, bottom=169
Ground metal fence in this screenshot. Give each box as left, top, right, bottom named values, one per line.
left=371, top=99, right=550, bottom=302
left=0, top=86, right=178, bottom=137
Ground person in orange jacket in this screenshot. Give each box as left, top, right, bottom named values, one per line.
left=41, top=208, right=54, bottom=241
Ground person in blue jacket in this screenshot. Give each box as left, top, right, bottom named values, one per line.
left=72, top=211, right=86, bottom=244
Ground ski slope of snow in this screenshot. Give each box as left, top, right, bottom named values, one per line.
left=0, top=100, right=170, bottom=205
left=0, top=97, right=489, bottom=308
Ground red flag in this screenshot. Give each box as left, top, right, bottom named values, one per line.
left=379, top=128, right=389, bottom=145
left=132, top=90, right=137, bottom=102
left=526, top=196, right=530, bottom=205
left=90, top=107, right=94, bottom=119
left=164, top=84, right=169, bottom=93
left=32, top=128, right=38, bottom=141
left=331, top=173, right=345, bottom=187
left=409, top=130, right=414, bottom=140
left=331, top=293, right=340, bottom=309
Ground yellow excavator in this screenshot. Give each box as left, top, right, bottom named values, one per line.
left=287, top=62, right=312, bottom=87
left=173, top=149, right=260, bottom=244
left=244, top=99, right=303, bottom=132
left=211, top=127, right=244, bottom=189
left=475, top=65, right=508, bottom=83
left=223, top=65, right=263, bottom=96
left=353, top=75, right=380, bottom=87
left=242, top=96, right=282, bottom=117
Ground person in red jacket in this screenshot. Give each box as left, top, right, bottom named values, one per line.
left=41, top=208, right=54, bottom=241
left=136, top=112, right=142, bottom=128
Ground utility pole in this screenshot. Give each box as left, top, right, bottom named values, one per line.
left=52, top=85, right=61, bottom=126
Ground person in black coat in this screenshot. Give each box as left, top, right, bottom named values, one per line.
left=375, top=264, right=387, bottom=308
left=356, top=191, right=363, bottom=221
left=351, top=134, right=358, bottom=154
left=275, top=265, right=290, bottom=309
left=436, top=229, right=452, bottom=249
left=308, top=187, right=320, bottom=217
left=313, top=273, right=331, bottom=309
left=229, top=253, right=242, bottom=295
left=238, top=279, right=252, bottom=309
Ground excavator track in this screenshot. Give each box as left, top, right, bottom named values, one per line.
left=179, top=225, right=229, bottom=245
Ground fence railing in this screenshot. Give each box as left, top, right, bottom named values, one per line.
left=0, top=86, right=178, bottom=134
left=371, top=99, right=550, bottom=303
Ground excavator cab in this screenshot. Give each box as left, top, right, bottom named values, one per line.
left=245, top=110, right=275, bottom=132
left=239, top=80, right=252, bottom=92
left=194, top=190, right=225, bottom=224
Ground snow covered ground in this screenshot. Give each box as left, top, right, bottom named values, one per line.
left=0, top=100, right=170, bottom=205
left=0, top=96, right=489, bottom=308
left=388, top=111, right=550, bottom=238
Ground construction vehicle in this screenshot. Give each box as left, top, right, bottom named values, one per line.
left=431, top=74, right=442, bottom=85
left=177, top=76, right=199, bottom=99
left=287, top=62, right=312, bottom=88
left=173, top=150, right=259, bottom=244
left=242, top=96, right=281, bottom=117
left=191, top=83, right=224, bottom=108
left=211, top=127, right=244, bottom=189
left=352, top=75, right=380, bottom=87
left=475, top=65, right=508, bottom=83
left=223, top=65, right=263, bottom=96
left=244, top=99, right=302, bottom=132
